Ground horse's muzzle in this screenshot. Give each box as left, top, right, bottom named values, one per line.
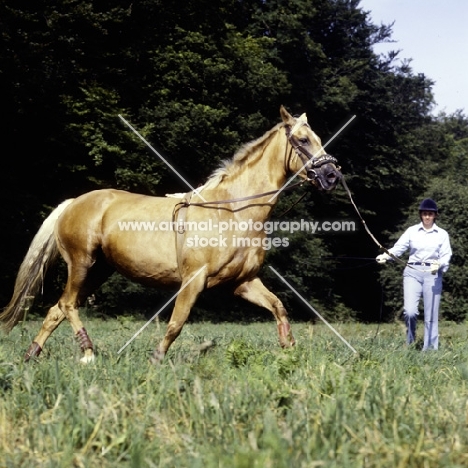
left=309, top=163, right=342, bottom=191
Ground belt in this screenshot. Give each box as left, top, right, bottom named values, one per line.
left=408, top=262, right=431, bottom=267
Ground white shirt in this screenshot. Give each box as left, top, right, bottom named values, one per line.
left=388, top=222, right=452, bottom=272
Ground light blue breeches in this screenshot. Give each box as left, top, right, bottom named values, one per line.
left=403, top=265, right=443, bottom=350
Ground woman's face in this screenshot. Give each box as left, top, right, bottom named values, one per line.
left=420, top=210, right=436, bottom=229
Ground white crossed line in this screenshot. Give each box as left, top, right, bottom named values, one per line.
left=117, top=113, right=358, bottom=355
left=268, top=115, right=356, bottom=202
left=117, top=266, right=207, bottom=355
left=269, top=266, right=357, bottom=354
left=118, top=114, right=207, bottom=202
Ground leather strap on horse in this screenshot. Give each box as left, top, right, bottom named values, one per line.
left=76, top=327, right=93, bottom=351
left=170, top=183, right=307, bottom=275
left=177, top=180, right=308, bottom=209
left=285, top=122, right=340, bottom=180
left=174, top=122, right=338, bottom=211
left=24, top=342, right=42, bottom=361
left=172, top=191, right=195, bottom=276
left=170, top=121, right=338, bottom=273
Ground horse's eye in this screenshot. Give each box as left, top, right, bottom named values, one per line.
left=298, top=138, right=309, bottom=145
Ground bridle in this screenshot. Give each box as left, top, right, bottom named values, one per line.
left=285, top=121, right=341, bottom=185
left=174, top=120, right=341, bottom=212
left=284, top=120, right=422, bottom=270
left=171, top=118, right=341, bottom=274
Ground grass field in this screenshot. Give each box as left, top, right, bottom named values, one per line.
left=1, top=317, right=468, bottom=467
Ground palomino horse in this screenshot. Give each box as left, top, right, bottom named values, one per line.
left=1, top=106, right=341, bottom=363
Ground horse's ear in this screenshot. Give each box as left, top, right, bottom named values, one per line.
left=280, top=105, right=294, bottom=125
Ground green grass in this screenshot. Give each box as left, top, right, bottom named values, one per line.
left=1, top=318, right=468, bottom=467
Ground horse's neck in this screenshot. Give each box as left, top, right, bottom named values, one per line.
left=206, top=132, right=287, bottom=220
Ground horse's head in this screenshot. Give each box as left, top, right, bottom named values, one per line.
left=280, top=106, right=342, bottom=191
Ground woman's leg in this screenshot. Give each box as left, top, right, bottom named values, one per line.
left=403, top=268, right=423, bottom=345
left=422, top=272, right=443, bottom=350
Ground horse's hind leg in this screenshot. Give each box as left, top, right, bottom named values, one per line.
left=24, top=270, right=95, bottom=363
left=55, top=264, right=96, bottom=363
left=24, top=304, right=66, bottom=361
left=234, top=277, right=295, bottom=348
left=57, top=258, right=113, bottom=363
left=26, top=255, right=112, bottom=363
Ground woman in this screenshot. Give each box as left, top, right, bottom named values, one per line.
left=376, top=198, right=452, bottom=350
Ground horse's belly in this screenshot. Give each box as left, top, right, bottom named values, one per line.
left=102, top=229, right=181, bottom=287
left=92, top=190, right=182, bottom=287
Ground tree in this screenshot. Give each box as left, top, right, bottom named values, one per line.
left=378, top=113, right=468, bottom=322
left=1, top=0, right=465, bottom=323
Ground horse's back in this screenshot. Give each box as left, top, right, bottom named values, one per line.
left=56, top=189, right=182, bottom=286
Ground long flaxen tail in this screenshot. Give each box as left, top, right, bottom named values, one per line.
left=0, top=199, right=75, bottom=333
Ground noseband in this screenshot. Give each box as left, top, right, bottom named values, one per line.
left=285, top=123, right=340, bottom=180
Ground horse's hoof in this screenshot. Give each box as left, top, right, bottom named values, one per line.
left=149, top=350, right=165, bottom=365
left=80, top=350, right=95, bottom=364
left=24, top=342, right=42, bottom=362
left=280, top=339, right=296, bottom=348
left=198, top=340, right=215, bottom=353
left=278, top=323, right=296, bottom=348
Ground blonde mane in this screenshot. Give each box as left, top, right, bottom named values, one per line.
left=202, top=122, right=284, bottom=190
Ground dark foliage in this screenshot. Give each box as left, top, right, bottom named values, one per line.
left=1, top=0, right=467, bottom=322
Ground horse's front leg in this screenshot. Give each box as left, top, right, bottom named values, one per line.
left=151, top=269, right=207, bottom=364
left=234, top=277, right=295, bottom=348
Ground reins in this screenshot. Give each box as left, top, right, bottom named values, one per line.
left=175, top=179, right=309, bottom=210
left=340, top=177, right=421, bottom=271
left=173, top=169, right=420, bottom=271
left=174, top=121, right=338, bottom=211
left=340, top=177, right=388, bottom=252
left=171, top=112, right=419, bottom=272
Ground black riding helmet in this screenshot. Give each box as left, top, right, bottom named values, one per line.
left=419, top=198, right=438, bottom=212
